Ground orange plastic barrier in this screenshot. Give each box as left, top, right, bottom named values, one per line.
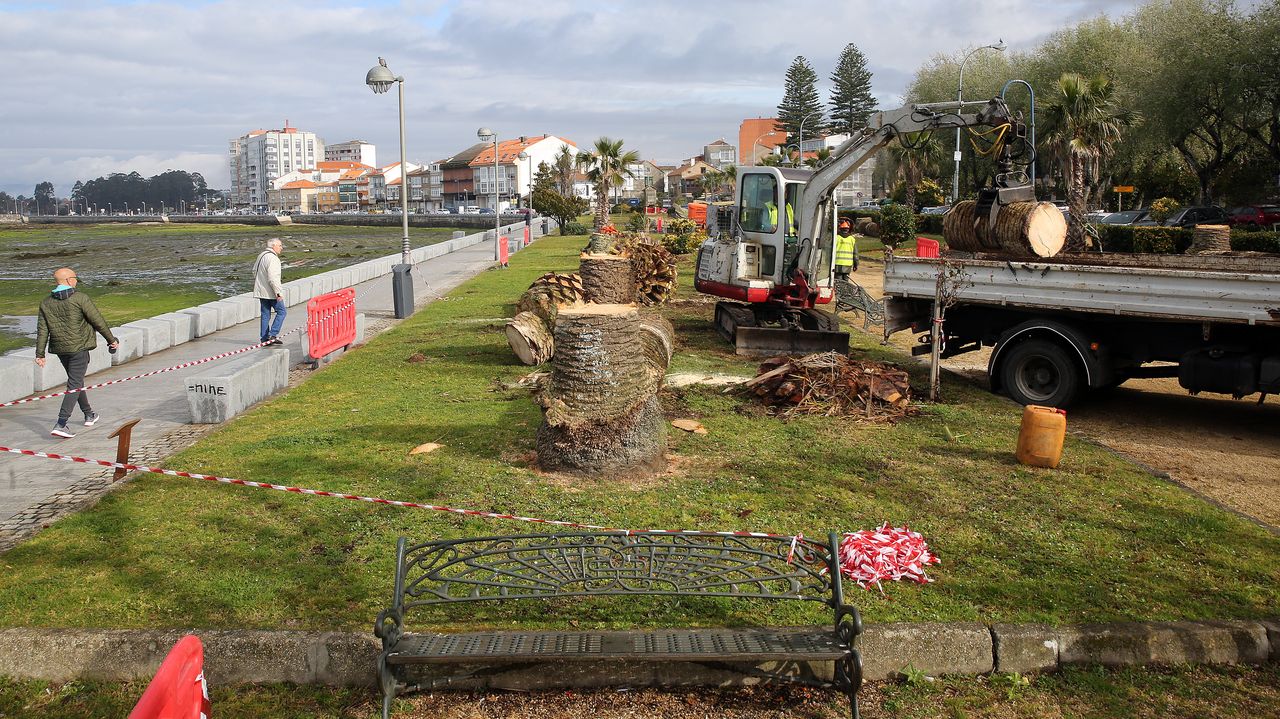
left=916, top=237, right=940, bottom=258
left=499, top=236, right=509, bottom=266
left=656, top=218, right=663, bottom=233
left=306, top=287, right=357, bottom=360
left=129, top=635, right=210, bottom=719
left=523, top=226, right=530, bottom=246
left=688, top=202, right=708, bottom=228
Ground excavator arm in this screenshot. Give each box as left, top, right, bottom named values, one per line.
left=795, top=98, right=1030, bottom=281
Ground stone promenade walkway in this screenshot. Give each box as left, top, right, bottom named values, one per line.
left=0, top=238, right=505, bottom=551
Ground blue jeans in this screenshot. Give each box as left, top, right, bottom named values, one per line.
left=259, top=297, right=286, bottom=341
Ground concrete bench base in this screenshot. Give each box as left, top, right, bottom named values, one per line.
left=0, top=356, right=37, bottom=404
left=186, top=349, right=289, bottom=424
left=153, top=312, right=196, bottom=345
left=121, top=319, right=172, bottom=355
left=181, top=307, right=219, bottom=337
left=109, top=326, right=145, bottom=366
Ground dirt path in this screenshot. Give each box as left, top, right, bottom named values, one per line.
left=842, top=259, right=1280, bottom=530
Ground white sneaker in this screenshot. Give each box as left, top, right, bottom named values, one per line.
left=84, top=412, right=100, bottom=426
left=51, top=423, right=76, bottom=439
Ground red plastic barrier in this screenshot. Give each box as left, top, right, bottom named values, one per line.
left=645, top=206, right=658, bottom=215
left=656, top=218, right=663, bottom=233
left=916, top=237, right=940, bottom=258
left=306, top=287, right=357, bottom=360
left=129, top=635, right=210, bottom=719
left=499, top=236, right=509, bottom=266
left=523, top=226, right=530, bottom=246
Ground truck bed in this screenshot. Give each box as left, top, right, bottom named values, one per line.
left=882, top=253, right=1280, bottom=331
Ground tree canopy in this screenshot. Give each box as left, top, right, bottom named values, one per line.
left=777, top=56, right=825, bottom=144
left=828, top=43, right=877, bottom=135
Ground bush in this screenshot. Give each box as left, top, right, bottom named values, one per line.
left=662, top=217, right=704, bottom=254
left=1132, top=226, right=1193, bottom=254
left=1096, top=225, right=1136, bottom=253
left=1148, top=197, right=1181, bottom=224
left=562, top=220, right=589, bottom=235
left=1231, top=230, right=1280, bottom=253
left=917, top=214, right=945, bottom=234
left=625, top=213, right=647, bottom=232
left=879, top=204, right=916, bottom=249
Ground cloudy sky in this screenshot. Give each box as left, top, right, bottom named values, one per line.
left=0, top=0, right=1154, bottom=197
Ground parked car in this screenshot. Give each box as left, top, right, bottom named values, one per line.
left=1227, top=205, right=1280, bottom=228
left=920, top=205, right=950, bottom=215
left=1085, top=210, right=1112, bottom=223
left=1099, top=209, right=1148, bottom=225
left=478, top=208, right=495, bottom=214
left=1133, top=206, right=1228, bottom=228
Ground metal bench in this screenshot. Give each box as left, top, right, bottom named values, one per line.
left=374, top=531, right=863, bottom=718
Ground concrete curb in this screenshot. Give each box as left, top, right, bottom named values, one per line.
left=0, top=619, right=1272, bottom=688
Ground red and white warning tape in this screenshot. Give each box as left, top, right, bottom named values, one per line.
left=0, top=301, right=353, bottom=410
left=0, top=443, right=939, bottom=589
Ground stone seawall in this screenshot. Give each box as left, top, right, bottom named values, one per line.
left=23, top=214, right=529, bottom=229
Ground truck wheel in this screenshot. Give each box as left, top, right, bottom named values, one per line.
left=999, top=339, right=1082, bottom=408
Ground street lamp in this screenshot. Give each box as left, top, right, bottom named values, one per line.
left=366, top=57, right=414, bottom=318
left=477, top=127, right=501, bottom=263
left=797, top=111, right=820, bottom=167
left=517, top=150, right=532, bottom=210
left=750, top=131, right=778, bottom=166
left=952, top=40, right=1007, bottom=203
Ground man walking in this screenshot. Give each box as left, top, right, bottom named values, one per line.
left=253, top=238, right=285, bottom=345
left=34, top=267, right=118, bottom=438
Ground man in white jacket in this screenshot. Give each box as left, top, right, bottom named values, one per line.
left=253, top=238, right=286, bottom=345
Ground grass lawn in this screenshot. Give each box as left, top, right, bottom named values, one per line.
left=3, top=663, right=1277, bottom=718
left=0, top=235, right=1275, bottom=632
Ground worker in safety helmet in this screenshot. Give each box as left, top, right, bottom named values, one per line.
left=834, top=217, right=859, bottom=279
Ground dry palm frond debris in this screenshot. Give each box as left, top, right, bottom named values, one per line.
left=742, top=352, right=916, bottom=420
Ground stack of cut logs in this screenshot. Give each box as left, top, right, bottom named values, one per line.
left=943, top=200, right=1067, bottom=257
left=506, top=232, right=677, bottom=365
left=514, top=231, right=676, bottom=475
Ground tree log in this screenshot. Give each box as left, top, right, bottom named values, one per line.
left=536, top=395, right=666, bottom=475
left=1189, top=224, right=1231, bottom=254
left=580, top=254, right=636, bottom=304
left=944, top=200, right=1066, bottom=257
left=505, top=311, right=554, bottom=366
left=631, top=243, right=678, bottom=306
left=637, top=312, right=674, bottom=390
left=545, top=304, right=649, bottom=419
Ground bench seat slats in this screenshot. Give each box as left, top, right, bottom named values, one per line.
left=387, top=628, right=847, bottom=664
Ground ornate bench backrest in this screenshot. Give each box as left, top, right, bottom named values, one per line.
left=394, top=532, right=838, bottom=611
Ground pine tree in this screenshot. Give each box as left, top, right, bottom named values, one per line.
left=828, top=43, right=876, bottom=135
left=776, top=56, right=825, bottom=145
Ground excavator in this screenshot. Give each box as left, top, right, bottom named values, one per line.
left=694, top=96, right=1035, bottom=355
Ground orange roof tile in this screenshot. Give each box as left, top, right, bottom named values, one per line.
left=469, top=135, right=555, bottom=166
left=318, top=161, right=370, bottom=172
left=281, top=180, right=317, bottom=189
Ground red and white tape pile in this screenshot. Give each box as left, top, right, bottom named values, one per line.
left=837, top=523, right=940, bottom=591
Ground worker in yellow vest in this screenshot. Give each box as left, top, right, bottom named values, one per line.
left=765, top=200, right=796, bottom=236
left=834, top=217, right=858, bottom=278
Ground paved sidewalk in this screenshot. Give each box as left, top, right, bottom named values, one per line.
left=0, top=239, right=502, bottom=546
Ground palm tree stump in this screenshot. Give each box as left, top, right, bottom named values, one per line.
left=1189, top=224, right=1231, bottom=254
left=944, top=200, right=1067, bottom=257
left=536, top=304, right=667, bottom=474
left=580, top=254, right=636, bottom=304
left=505, top=311, right=554, bottom=365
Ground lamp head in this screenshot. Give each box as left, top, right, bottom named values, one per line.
left=993, top=39, right=1007, bottom=51
left=517, top=151, right=529, bottom=160
left=366, top=64, right=397, bottom=94
left=477, top=127, right=495, bottom=141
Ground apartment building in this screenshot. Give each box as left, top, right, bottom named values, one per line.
left=440, top=143, right=489, bottom=209
left=267, top=179, right=319, bottom=213
left=738, top=118, right=784, bottom=165
left=325, top=140, right=376, bottom=168
left=618, top=160, right=665, bottom=199
left=469, top=135, right=577, bottom=210
left=228, top=124, right=324, bottom=208
left=797, top=133, right=877, bottom=204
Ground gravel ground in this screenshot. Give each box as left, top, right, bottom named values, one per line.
left=844, top=258, right=1280, bottom=531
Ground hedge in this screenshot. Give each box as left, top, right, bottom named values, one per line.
left=1096, top=226, right=1280, bottom=254
left=837, top=209, right=944, bottom=235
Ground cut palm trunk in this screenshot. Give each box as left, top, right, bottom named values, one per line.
left=505, top=311, right=554, bottom=366
left=944, top=200, right=1067, bottom=257
left=637, top=312, right=675, bottom=389
left=1189, top=224, right=1231, bottom=254
left=580, top=254, right=636, bottom=304
left=631, top=243, right=678, bottom=306
left=536, top=304, right=666, bottom=474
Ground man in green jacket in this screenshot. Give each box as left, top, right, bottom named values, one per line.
left=34, top=267, right=118, bottom=438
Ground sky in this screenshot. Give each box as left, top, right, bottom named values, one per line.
left=0, top=0, right=1158, bottom=197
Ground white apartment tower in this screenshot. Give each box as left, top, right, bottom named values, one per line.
left=229, top=124, right=324, bottom=208
left=325, top=140, right=376, bottom=168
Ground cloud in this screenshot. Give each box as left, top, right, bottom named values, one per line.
left=0, top=0, right=1158, bottom=195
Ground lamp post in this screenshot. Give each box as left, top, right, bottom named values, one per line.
left=477, top=127, right=501, bottom=262
left=952, top=40, right=1006, bottom=203
left=750, top=131, right=778, bottom=166
left=366, top=57, right=414, bottom=318
left=797, top=111, right=820, bottom=167
left=517, top=150, right=532, bottom=210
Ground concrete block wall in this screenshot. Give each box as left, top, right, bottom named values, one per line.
left=121, top=319, right=172, bottom=355
left=0, top=357, right=36, bottom=404
left=185, top=349, right=289, bottom=423
left=9, top=348, right=68, bottom=392
left=109, top=326, right=146, bottom=366
left=181, top=307, right=219, bottom=337
left=153, top=312, right=195, bottom=345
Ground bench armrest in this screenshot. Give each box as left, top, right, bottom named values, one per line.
left=374, top=607, right=404, bottom=650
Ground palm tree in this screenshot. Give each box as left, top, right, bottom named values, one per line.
left=1042, top=72, right=1139, bottom=251
left=803, top=147, right=832, bottom=168
left=581, top=137, right=640, bottom=229
left=701, top=167, right=725, bottom=199
left=889, top=132, right=944, bottom=210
